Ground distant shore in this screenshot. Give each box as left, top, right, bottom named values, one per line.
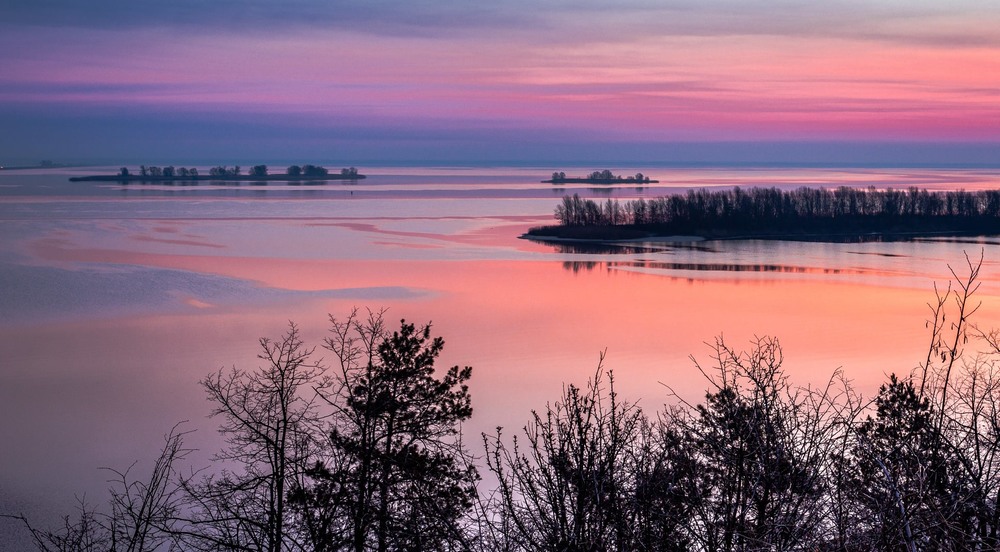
left=522, top=231, right=706, bottom=244
left=536, top=188, right=1000, bottom=244
left=69, top=174, right=366, bottom=182
left=1, top=163, right=73, bottom=171
left=522, top=223, right=1000, bottom=244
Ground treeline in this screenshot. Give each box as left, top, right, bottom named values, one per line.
left=210, top=165, right=242, bottom=176
left=134, top=165, right=202, bottom=177
left=547, top=169, right=653, bottom=183
left=548, top=186, right=1000, bottom=237
left=115, top=165, right=362, bottom=178
left=10, top=260, right=1000, bottom=551
left=286, top=165, right=359, bottom=178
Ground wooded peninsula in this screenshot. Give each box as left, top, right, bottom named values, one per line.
left=526, top=186, right=1000, bottom=241
left=69, top=164, right=365, bottom=182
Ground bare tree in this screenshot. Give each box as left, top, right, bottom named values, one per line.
left=3, top=424, right=191, bottom=552
left=483, top=360, right=651, bottom=551
left=667, top=337, right=829, bottom=552
left=178, top=322, right=327, bottom=552
left=5, top=500, right=109, bottom=552
left=105, top=424, right=192, bottom=551
left=834, top=252, right=991, bottom=550
left=849, top=375, right=972, bottom=551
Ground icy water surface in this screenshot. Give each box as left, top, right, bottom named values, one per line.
left=5, top=165, right=1000, bottom=546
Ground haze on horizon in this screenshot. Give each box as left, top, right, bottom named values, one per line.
left=2, top=0, right=999, bottom=166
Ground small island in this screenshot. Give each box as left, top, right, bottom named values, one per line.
left=69, top=164, right=366, bottom=182
left=543, top=170, right=658, bottom=184
left=1, top=160, right=72, bottom=170
left=524, top=186, right=1000, bottom=242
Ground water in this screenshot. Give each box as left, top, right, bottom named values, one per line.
left=4, top=165, right=1000, bottom=546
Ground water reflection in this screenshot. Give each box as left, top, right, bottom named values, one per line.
left=7, top=166, right=1000, bottom=548
left=632, top=260, right=853, bottom=274
left=543, top=241, right=718, bottom=255
left=561, top=259, right=864, bottom=275
left=563, top=260, right=601, bottom=273
left=549, top=242, right=668, bottom=255
left=916, top=237, right=1000, bottom=246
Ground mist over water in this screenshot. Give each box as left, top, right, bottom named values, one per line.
left=4, top=165, right=1000, bottom=547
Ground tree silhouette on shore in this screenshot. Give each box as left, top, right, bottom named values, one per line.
left=540, top=187, right=1000, bottom=239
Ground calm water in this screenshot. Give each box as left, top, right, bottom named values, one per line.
left=4, top=165, right=1000, bottom=544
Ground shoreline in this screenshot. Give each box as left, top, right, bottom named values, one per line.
left=68, top=174, right=366, bottom=182
left=520, top=233, right=706, bottom=244
left=521, top=227, right=1000, bottom=244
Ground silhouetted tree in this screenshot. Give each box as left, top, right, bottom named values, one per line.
left=3, top=425, right=191, bottom=552
left=287, top=165, right=302, bottom=176
left=302, top=165, right=329, bottom=177
left=179, top=323, right=327, bottom=552
left=667, top=337, right=829, bottom=552
left=631, top=418, right=704, bottom=552
left=290, top=309, right=477, bottom=552
left=849, top=375, right=972, bottom=550
left=545, top=187, right=1000, bottom=236
left=251, top=165, right=269, bottom=177
left=483, top=363, right=654, bottom=551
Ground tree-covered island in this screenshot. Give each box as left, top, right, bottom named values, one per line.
left=525, top=186, right=1000, bottom=242
left=544, top=169, right=657, bottom=184
left=69, top=164, right=365, bottom=182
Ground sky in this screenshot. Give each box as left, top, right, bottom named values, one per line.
left=2, top=0, right=1000, bottom=166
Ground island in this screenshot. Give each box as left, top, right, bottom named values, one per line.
left=1, top=160, right=73, bottom=170
left=69, top=164, right=366, bottom=182
left=544, top=170, right=658, bottom=184
left=524, top=186, right=1000, bottom=242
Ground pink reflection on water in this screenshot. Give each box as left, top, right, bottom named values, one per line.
left=11, top=168, right=1000, bottom=549
left=306, top=216, right=549, bottom=251
left=130, top=235, right=226, bottom=248
left=11, top=233, right=1000, bottom=546
left=23, top=229, right=958, bottom=396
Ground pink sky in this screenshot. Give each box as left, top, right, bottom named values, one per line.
left=1, top=1, right=999, bottom=163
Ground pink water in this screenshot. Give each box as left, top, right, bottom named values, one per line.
left=4, top=165, right=1000, bottom=545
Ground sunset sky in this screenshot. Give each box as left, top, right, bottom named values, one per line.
left=2, top=0, right=1000, bottom=165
